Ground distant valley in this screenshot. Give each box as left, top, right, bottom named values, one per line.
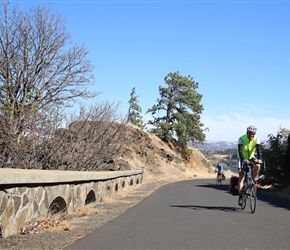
left=189, top=141, right=236, bottom=151
left=190, top=140, right=268, bottom=152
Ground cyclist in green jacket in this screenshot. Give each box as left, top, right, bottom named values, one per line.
left=237, top=125, right=262, bottom=206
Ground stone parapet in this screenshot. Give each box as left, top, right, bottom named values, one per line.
left=0, top=168, right=143, bottom=238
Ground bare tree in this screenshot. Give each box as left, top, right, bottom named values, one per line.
left=0, top=1, right=98, bottom=166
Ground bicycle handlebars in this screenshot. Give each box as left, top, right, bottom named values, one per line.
left=243, top=158, right=265, bottom=172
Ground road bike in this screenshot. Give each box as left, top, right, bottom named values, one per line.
left=215, top=171, right=225, bottom=185
left=240, top=159, right=264, bottom=213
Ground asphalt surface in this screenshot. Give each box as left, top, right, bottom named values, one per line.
left=65, top=178, right=290, bottom=249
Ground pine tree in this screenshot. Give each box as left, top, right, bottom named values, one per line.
left=128, top=87, right=145, bottom=129
left=147, top=71, right=207, bottom=155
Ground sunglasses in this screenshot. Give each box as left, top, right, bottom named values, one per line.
left=248, top=132, right=256, bottom=135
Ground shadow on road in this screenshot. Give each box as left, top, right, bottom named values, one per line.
left=196, top=182, right=290, bottom=211
left=170, top=204, right=242, bottom=213
left=197, top=182, right=229, bottom=192
left=254, top=193, right=290, bottom=211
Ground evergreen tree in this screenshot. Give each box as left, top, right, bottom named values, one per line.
left=147, top=71, right=207, bottom=155
left=128, top=87, right=145, bottom=129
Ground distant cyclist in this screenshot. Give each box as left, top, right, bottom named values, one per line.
left=237, top=125, right=262, bottom=206
left=215, top=163, right=225, bottom=182
left=215, top=163, right=224, bottom=176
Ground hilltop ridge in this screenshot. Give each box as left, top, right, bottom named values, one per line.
left=116, top=126, right=219, bottom=182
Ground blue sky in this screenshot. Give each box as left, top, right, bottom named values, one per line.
left=14, top=0, right=290, bottom=142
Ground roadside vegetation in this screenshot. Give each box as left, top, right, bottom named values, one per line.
left=259, top=127, right=290, bottom=189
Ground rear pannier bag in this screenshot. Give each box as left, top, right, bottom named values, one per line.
left=230, top=175, right=239, bottom=195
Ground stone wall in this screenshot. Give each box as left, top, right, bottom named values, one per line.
left=0, top=169, right=143, bottom=238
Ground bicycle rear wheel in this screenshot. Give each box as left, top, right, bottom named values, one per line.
left=216, top=175, right=222, bottom=185
left=249, top=185, right=257, bottom=213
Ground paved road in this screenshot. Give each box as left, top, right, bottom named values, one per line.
left=65, top=178, right=290, bottom=249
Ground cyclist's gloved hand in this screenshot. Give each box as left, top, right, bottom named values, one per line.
left=250, top=157, right=257, bottom=163
left=243, top=159, right=250, bottom=165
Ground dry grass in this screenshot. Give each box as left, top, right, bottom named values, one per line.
left=20, top=211, right=74, bottom=235
left=130, top=131, right=217, bottom=183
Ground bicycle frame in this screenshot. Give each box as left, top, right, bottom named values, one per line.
left=240, top=162, right=257, bottom=213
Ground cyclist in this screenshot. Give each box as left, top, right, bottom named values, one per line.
left=215, top=163, right=224, bottom=178
left=237, top=125, right=262, bottom=206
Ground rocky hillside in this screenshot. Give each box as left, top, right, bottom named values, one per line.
left=116, top=126, right=216, bottom=182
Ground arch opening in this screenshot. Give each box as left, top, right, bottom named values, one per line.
left=85, top=190, right=96, bottom=205
left=48, top=196, right=67, bottom=215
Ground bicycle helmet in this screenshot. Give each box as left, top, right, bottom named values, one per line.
left=247, top=125, right=257, bottom=133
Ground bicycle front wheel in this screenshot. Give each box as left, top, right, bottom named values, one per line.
left=241, top=194, right=246, bottom=210
left=240, top=187, right=246, bottom=210
left=216, top=176, right=222, bottom=185
left=249, top=185, right=257, bottom=213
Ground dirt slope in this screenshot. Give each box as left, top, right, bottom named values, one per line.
left=117, top=126, right=218, bottom=182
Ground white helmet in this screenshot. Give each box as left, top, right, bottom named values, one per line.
left=247, top=125, right=257, bottom=133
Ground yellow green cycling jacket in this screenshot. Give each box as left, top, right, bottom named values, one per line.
left=238, top=134, right=257, bottom=159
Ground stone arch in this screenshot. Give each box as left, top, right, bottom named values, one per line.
left=105, top=185, right=111, bottom=197
left=85, top=190, right=96, bottom=205
left=130, top=179, right=134, bottom=186
left=48, top=196, right=67, bottom=215
left=122, top=181, right=125, bottom=188
left=115, top=183, right=119, bottom=192
left=136, top=178, right=140, bottom=185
